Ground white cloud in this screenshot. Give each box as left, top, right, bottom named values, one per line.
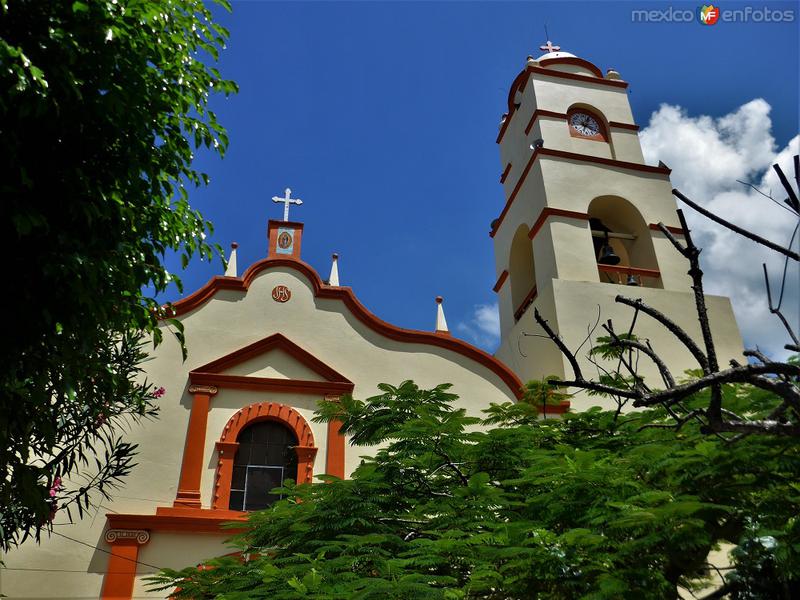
left=640, top=100, right=799, bottom=359
left=457, top=303, right=501, bottom=351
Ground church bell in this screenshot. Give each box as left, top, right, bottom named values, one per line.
left=598, top=243, right=621, bottom=265
left=626, top=274, right=640, bottom=286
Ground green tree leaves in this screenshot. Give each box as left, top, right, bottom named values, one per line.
left=150, top=381, right=800, bottom=598
left=0, top=0, right=235, bottom=549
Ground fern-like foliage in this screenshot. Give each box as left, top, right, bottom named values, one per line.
left=149, top=381, right=800, bottom=599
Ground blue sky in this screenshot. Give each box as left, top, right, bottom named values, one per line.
left=163, top=0, right=799, bottom=354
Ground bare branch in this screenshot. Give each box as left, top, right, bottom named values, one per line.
left=736, top=178, right=797, bottom=214
left=773, top=162, right=800, bottom=212
left=534, top=308, right=583, bottom=381
left=633, top=363, right=800, bottom=408
left=763, top=263, right=800, bottom=346
left=603, top=327, right=675, bottom=389
left=615, top=295, right=709, bottom=372
left=638, top=409, right=705, bottom=432
left=552, top=379, right=640, bottom=399
left=672, top=188, right=800, bottom=261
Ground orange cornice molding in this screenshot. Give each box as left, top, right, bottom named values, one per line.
left=108, top=510, right=247, bottom=534
left=165, top=257, right=525, bottom=401
left=529, top=64, right=629, bottom=89
left=190, top=372, right=354, bottom=395
left=528, top=208, right=590, bottom=241
left=489, top=148, right=671, bottom=238
left=525, top=109, right=639, bottom=136
left=610, top=121, right=640, bottom=131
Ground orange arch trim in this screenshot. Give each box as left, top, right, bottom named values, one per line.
left=219, top=401, right=315, bottom=446
left=213, top=402, right=317, bottom=510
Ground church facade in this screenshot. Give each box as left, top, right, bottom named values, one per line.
left=1, top=45, right=743, bottom=599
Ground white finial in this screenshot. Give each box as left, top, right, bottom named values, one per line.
left=272, top=187, right=303, bottom=221
left=435, top=296, right=449, bottom=333
left=328, top=253, right=340, bottom=286
left=224, top=242, right=238, bottom=277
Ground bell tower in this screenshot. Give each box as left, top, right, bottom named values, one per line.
left=490, top=42, right=743, bottom=401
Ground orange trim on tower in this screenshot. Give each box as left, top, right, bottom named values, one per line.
left=496, top=113, right=512, bottom=144
left=524, top=109, right=565, bottom=135
left=489, top=148, right=671, bottom=238
left=524, top=109, right=638, bottom=136
left=649, top=223, right=685, bottom=235
left=528, top=64, right=629, bottom=89
left=610, top=121, right=640, bottom=131
left=528, top=208, right=590, bottom=241
left=513, top=285, right=538, bottom=322
left=500, top=163, right=512, bottom=183
left=162, top=258, right=525, bottom=401
left=597, top=264, right=661, bottom=278
left=492, top=270, right=509, bottom=293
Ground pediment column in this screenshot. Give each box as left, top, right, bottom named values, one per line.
left=174, top=384, right=218, bottom=508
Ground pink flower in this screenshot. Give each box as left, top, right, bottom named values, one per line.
left=150, top=386, right=166, bottom=399
left=49, top=477, right=63, bottom=498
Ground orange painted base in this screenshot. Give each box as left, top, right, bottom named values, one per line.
left=100, top=540, right=139, bottom=600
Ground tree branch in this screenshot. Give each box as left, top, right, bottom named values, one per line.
left=672, top=189, right=799, bottom=261
left=615, top=295, right=709, bottom=372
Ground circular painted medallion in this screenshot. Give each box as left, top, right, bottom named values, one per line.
left=272, top=285, right=292, bottom=303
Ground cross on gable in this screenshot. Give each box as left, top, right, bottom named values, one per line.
left=272, top=187, right=303, bottom=221
left=539, top=40, right=561, bottom=53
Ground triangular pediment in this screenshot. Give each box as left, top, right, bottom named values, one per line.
left=222, top=348, right=326, bottom=381
left=189, top=333, right=353, bottom=395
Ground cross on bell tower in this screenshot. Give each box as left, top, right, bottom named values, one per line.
left=267, top=187, right=305, bottom=259
left=539, top=40, right=560, bottom=53
left=272, top=187, right=303, bottom=221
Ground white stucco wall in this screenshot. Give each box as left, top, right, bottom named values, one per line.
left=1, top=262, right=519, bottom=599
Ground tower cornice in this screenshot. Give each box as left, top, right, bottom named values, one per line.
left=490, top=148, right=672, bottom=238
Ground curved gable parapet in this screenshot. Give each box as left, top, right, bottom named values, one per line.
left=162, top=257, right=525, bottom=400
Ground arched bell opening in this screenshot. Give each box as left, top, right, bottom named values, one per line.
left=588, top=196, right=662, bottom=289
left=509, top=224, right=538, bottom=321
